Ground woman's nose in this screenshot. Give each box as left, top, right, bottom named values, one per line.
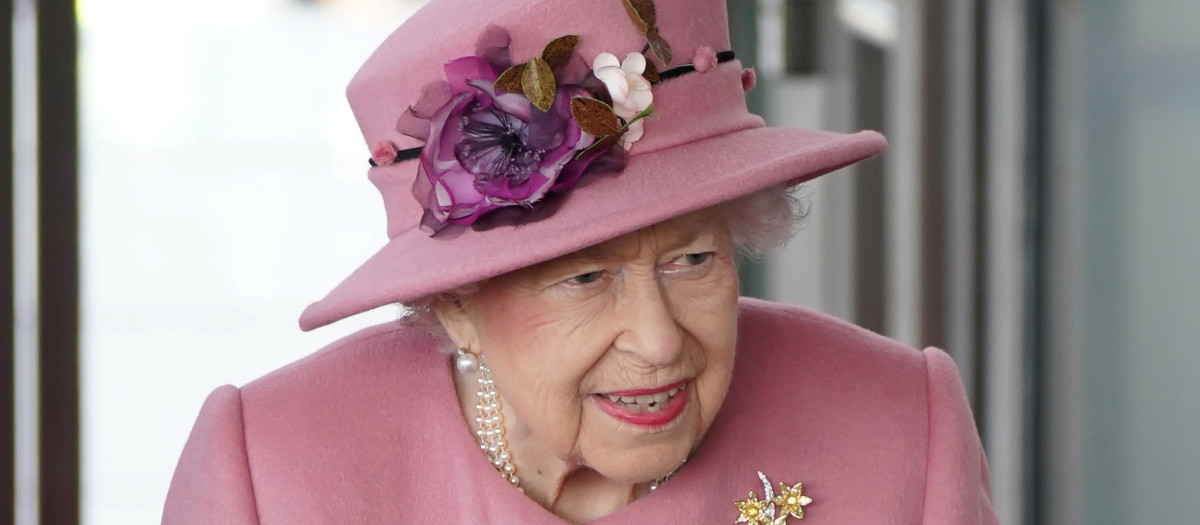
left=612, top=276, right=684, bottom=366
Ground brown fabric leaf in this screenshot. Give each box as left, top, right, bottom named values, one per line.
left=576, top=134, right=623, bottom=161
left=494, top=63, right=526, bottom=93
left=571, top=97, right=623, bottom=137
left=647, top=29, right=673, bottom=66
left=522, top=57, right=557, bottom=112
left=623, top=0, right=671, bottom=66
left=627, top=0, right=658, bottom=28
left=642, top=60, right=661, bottom=84
left=541, top=35, right=580, bottom=71
left=637, top=0, right=658, bottom=25
left=621, top=0, right=650, bottom=33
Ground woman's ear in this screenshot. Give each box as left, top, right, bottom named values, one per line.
left=433, top=298, right=479, bottom=351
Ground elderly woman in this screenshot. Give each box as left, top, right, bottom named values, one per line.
left=164, top=0, right=997, bottom=523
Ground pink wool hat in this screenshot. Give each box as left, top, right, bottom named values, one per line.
left=299, top=0, right=886, bottom=331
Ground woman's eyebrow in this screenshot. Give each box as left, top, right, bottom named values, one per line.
left=575, top=227, right=710, bottom=263
left=659, top=228, right=706, bottom=252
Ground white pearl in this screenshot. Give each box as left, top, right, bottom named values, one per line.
left=455, top=351, right=479, bottom=374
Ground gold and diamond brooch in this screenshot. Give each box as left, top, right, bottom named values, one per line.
left=734, top=471, right=813, bottom=524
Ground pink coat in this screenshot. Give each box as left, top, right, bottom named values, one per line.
left=163, top=299, right=998, bottom=523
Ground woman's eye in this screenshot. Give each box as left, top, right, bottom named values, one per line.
left=661, top=252, right=715, bottom=275
left=569, top=271, right=603, bottom=285
left=681, top=252, right=711, bottom=265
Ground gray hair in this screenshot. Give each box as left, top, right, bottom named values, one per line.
left=400, top=183, right=810, bottom=349
left=725, top=183, right=810, bottom=259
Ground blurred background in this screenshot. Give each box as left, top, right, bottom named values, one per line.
left=4, top=0, right=1199, bottom=523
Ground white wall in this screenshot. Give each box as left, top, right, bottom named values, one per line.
left=78, top=1, right=427, bottom=522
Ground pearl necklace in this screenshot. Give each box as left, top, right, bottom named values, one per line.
left=456, top=349, right=522, bottom=490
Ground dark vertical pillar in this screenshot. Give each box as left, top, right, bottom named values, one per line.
left=2, top=0, right=16, bottom=522
left=784, top=0, right=821, bottom=75
left=971, top=0, right=990, bottom=424
left=850, top=40, right=888, bottom=334
left=918, top=4, right=947, bottom=349
left=36, top=0, right=80, bottom=523
left=1025, top=0, right=1051, bottom=522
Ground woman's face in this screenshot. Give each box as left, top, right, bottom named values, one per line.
left=439, top=207, right=740, bottom=484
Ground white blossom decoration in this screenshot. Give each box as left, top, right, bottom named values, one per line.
left=593, top=52, right=654, bottom=150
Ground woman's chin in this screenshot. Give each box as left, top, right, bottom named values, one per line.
left=586, top=444, right=692, bottom=486
left=579, top=402, right=699, bottom=484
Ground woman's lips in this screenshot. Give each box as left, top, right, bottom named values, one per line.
left=593, top=380, right=690, bottom=427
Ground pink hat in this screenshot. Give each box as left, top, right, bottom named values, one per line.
left=299, top=0, right=886, bottom=331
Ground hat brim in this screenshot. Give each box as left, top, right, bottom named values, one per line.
left=299, top=126, right=885, bottom=331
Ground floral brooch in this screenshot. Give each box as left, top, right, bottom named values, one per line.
left=369, top=0, right=735, bottom=234
left=734, top=471, right=813, bottom=524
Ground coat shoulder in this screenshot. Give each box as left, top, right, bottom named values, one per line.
left=736, top=297, right=925, bottom=374
left=240, top=319, right=445, bottom=401
left=227, top=320, right=461, bottom=521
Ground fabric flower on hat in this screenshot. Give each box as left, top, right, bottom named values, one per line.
left=395, top=26, right=654, bottom=233
left=408, top=54, right=599, bottom=233
left=593, top=52, right=653, bottom=150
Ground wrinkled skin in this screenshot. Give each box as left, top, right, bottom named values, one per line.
left=437, top=207, right=739, bottom=522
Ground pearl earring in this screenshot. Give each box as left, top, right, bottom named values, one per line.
left=454, top=347, right=479, bottom=374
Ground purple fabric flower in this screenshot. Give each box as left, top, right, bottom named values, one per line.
left=410, top=55, right=598, bottom=232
